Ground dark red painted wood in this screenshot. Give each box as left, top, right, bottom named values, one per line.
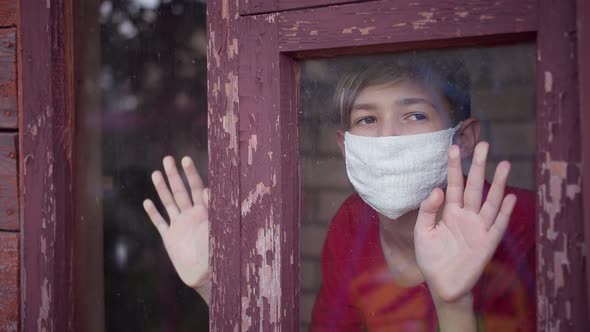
left=0, top=133, right=17, bottom=231
left=238, top=14, right=299, bottom=330
left=0, top=0, right=17, bottom=27
left=577, top=0, right=590, bottom=324
left=536, top=0, right=587, bottom=330
left=278, top=54, right=300, bottom=332
left=278, top=0, right=537, bottom=52
left=0, top=232, right=18, bottom=332
left=0, top=28, right=16, bottom=129
left=239, top=0, right=372, bottom=15
left=286, top=32, right=535, bottom=60
left=211, top=0, right=588, bottom=330
left=207, top=0, right=242, bottom=330
left=20, top=0, right=75, bottom=331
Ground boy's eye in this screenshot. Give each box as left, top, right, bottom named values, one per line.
left=407, top=113, right=427, bottom=121
left=356, top=116, right=377, bottom=125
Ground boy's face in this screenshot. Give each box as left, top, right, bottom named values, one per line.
left=337, top=80, right=480, bottom=159
left=348, top=80, right=452, bottom=137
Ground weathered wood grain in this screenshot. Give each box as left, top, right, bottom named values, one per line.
left=207, top=0, right=242, bottom=330
left=210, top=0, right=590, bottom=329
left=0, top=133, right=17, bottom=231
left=0, top=28, right=16, bottom=129
left=578, top=0, right=590, bottom=321
left=0, top=232, right=18, bottom=332
left=278, top=0, right=537, bottom=52
left=20, top=0, right=75, bottom=330
left=238, top=14, right=299, bottom=331
left=239, top=0, right=372, bottom=15
left=286, top=32, right=535, bottom=60
left=536, top=0, right=587, bottom=330
left=0, top=0, right=17, bottom=27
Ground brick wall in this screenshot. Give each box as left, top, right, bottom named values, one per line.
left=299, top=43, right=536, bottom=329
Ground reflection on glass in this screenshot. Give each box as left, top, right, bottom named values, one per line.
left=75, top=0, right=208, bottom=330
left=299, top=44, right=536, bottom=331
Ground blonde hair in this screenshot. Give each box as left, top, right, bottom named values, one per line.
left=334, top=57, right=470, bottom=129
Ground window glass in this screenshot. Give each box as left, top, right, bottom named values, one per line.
left=299, top=44, right=536, bottom=331
left=75, top=0, right=209, bottom=330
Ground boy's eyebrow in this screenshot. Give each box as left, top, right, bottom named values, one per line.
left=351, top=98, right=436, bottom=111
left=395, top=97, right=435, bottom=107
left=351, top=102, right=378, bottom=112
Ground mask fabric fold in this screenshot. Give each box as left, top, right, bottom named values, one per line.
left=344, top=123, right=461, bottom=220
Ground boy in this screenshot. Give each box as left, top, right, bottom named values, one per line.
left=143, top=57, right=535, bottom=331
left=310, top=59, right=535, bottom=331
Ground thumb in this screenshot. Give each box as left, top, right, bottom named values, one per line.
left=416, top=188, right=444, bottom=231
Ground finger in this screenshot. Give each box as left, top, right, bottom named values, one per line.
left=488, top=194, right=517, bottom=243
left=416, top=188, right=445, bottom=231
left=163, top=156, right=193, bottom=211
left=202, top=188, right=210, bottom=208
left=151, top=171, right=180, bottom=218
left=480, top=161, right=511, bottom=227
left=445, top=145, right=464, bottom=207
left=143, top=199, right=169, bottom=236
left=463, top=142, right=489, bottom=213
left=182, top=156, right=206, bottom=204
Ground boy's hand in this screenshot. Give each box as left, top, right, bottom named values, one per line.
left=414, top=142, right=516, bottom=303
left=143, top=156, right=210, bottom=303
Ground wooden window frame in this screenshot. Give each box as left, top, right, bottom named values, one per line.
left=20, top=0, right=76, bottom=331
left=239, top=0, right=374, bottom=15
left=208, top=0, right=588, bottom=330
left=578, top=0, right=590, bottom=324
left=14, top=0, right=589, bottom=330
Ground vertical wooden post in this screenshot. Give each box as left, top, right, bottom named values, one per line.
left=238, top=14, right=300, bottom=331
left=577, top=0, right=590, bottom=326
left=536, top=0, right=587, bottom=330
left=19, top=0, right=75, bottom=330
left=207, top=0, right=242, bottom=331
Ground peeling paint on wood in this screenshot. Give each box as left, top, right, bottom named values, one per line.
left=342, top=26, right=375, bottom=35
left=537, top=0, right=587, bottom=330
left=545, top=71, right=553, bottom=93
left=38, top=278, right=51, bottom=329
left=208, top=0, right=242, bottom=330
left=577, top=0, right=590, bottom=320
left=278, top=0, right=537, bottom=52
left=241, top=181, right=271, bottom=215
left=0, top=133, right=17, bottom=231
left=207, top=0, right=589, bottom=329
left=20, top=0, right=75, bottom=330
left=254, top=224, right=282, bottom=320
left=0, top=28, right=16, bottom=129
left=0, top=232, right=18, bottom=332
left=247, top=134, right=258, bottom=165
left=229, top=38, right=239, bottom=59
left=238, top=13, right=299, bottom=331
left=223, top=72, right=239, bottom=160
left=239, top=0, right=371, bottom=16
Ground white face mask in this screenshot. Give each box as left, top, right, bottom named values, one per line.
left=344, top=123, right=461, bottom=220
